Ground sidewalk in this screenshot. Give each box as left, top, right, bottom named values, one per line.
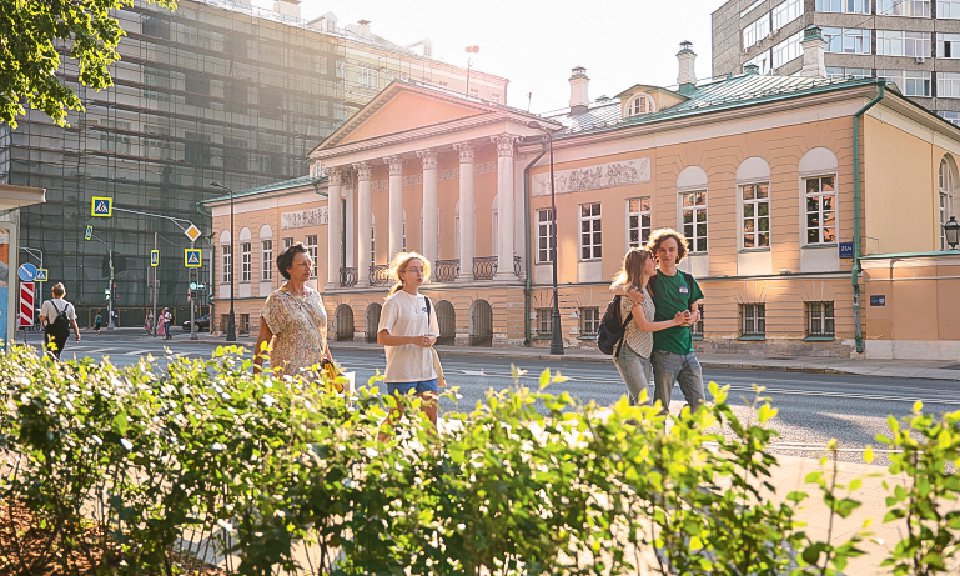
left=176, top=331, right=960, bottom=382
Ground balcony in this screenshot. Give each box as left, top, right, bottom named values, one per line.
left=370, top=264, right=390, bottom=286
left=473, top=256, right=522, bottom=280
left=434, top=259, right=460, bottom=282
left=336, top=256, right=522, bottom=288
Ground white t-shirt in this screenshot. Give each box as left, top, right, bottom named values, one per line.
left=40, top=298, right=77, bottom=325
left=378, top=291, right=439, bottom=382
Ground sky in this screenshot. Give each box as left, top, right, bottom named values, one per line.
left=256, top=0, right=724, bottom=113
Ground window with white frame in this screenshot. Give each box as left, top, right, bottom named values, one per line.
left=222, top=245, right=233, bottom=283
left=681, top=191, right=708, bottom=252
left=743, top=13, right=772, bottom=49
left=627, top=197, right=651, bottom=248
left=536, top=208, right=555, bottom=263
left=940, top=158, right=955, bottom=248
left=939, top=0, right=960, bottom=18
left=773, top=0, right=803, bottom=30
left=879, top=0, right=930, bottom=16
left=740, top=183, right=770, bottom=249
left=370, top=225, right=377, bottom=265
left=261, top=239, right=273, bottom=281
left=536, top=308, right=552, bottom=336
left=815, top=0, right=870, bottom=12
left=579, top=307, right=600, bottom=336
left=938, top=72, right=960, bottom=97
left=877, top=70, right=931, bottom=96
left=579, top=203, right=602, bottom=260
left=240, top=242, right=252, bottom=283
left=822, top=27, right=872, bottom=54
left=772, top=31, right=803, bottom=67
left=939, top=110, right=960, bottom=126
left=804, top=175, right=837, bottom=244
left=938, top=33, right=960, bottom=57
left=627, top=94, right=655, bottom=115
left=283, top=237, right=293, bottom=250
left=740, top=303, right=766, bottom=337
left=805, top=301, right=835, bottom=337
left=306, top=234, right=318, bottom=278
left=825, top=66, right=872, bottom=79
left=746, top=50, right=773, bottom=75
left=876, top=30, right=930, bottom=57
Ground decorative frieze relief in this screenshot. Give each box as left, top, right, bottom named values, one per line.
left=532, top=158, right=651, bottom=196
left=281, top=207, right=328, bottom=229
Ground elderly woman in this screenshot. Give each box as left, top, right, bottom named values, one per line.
left=253, top=242, right=332, bottom=377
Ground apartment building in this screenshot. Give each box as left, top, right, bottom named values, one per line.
left=713, top=0, right=960, bottom=124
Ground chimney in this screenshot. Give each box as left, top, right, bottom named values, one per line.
left=800, top=26, right=826, bottom=78
left=422, top=38, right=433, bottom=58
left=677, top=40, right=697, bottom=94
left=569, top=66, right=589, bottom=115
left=357, top=19, right=372, bottom=38
left=744, top=63, right=760, bottom=75
left=323, top=12, right=337, bottom=33
left=272, top=0, right=301, bottom=20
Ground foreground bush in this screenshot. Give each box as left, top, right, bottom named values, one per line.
left=0, top=346, right=957, bottom=575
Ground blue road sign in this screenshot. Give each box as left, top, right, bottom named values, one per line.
left=184, top=248, right=202, bottom=268
left=91, top=196, right=113, bottom=217
left=35, top=268, right=48, bottom=282
left=151, top=249, right=160, bottom=267
left=17, top=263, right=37, bottom=282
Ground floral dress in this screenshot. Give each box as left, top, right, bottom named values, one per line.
left=261, top=286, right=328, bottom=376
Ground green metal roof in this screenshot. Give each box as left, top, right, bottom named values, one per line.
left=206, top=175, right=325, bottom=204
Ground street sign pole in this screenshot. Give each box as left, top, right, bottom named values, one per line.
left=108, top=248, right=115, bottom=329
left=152, top=231, right=158, bottom=337
left=189, top=241, right=197, bottom=341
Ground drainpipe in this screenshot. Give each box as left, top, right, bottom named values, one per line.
left=852, top=81, right=885, bottom=354
left=522, top=145, right=547, bottom=346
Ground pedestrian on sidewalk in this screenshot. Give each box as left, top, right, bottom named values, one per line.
left=253, top=242, right=332, bottom=378
left=648, top=229, right=705, bottom=412
left=39, top=282, right=81, bottom=360
left=377, top=251, right=440, bottom=427
left=94, top=310, right=102, bottom=335
left=145, top=311, right=153, bottom=335
left=158, top=307, right=168, bottom=339
left=609, top=247, right=687, bottom=405
left=163, top=308, right=173, bottom=340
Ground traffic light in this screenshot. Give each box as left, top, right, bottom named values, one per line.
left=84, top=225, right=93, bottom=241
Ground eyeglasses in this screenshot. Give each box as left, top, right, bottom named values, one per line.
left=403, top=267, right=424, bottom=274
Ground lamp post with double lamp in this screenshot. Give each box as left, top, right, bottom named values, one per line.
left=944, top=216, right=960, bottom=249
left=210, top=181, right=237, bottom=341
left=527, top=121, right=564, bottom=355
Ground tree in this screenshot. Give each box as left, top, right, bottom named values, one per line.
left=0, top=0, right=176, bottom=129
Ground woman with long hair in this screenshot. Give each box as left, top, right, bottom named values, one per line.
left=377, top=251, right=440, bottom=426
left=609, top=247, right=687, bottom=405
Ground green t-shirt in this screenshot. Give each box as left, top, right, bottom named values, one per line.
left=651, top=270, right=704, bottom=355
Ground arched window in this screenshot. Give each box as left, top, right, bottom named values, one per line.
left=626, top=93, right=655, bottom=116
left=799, top=147, right=839, bottom=245
left=260, top=225, right=273, bottom=281
left=219, top=230, right=232, bottom=283
left=677, top=166, right=708, bottom=252
left=239, top=227, right=252, bottom=283
left=940, top=156, right=957, bottom=249
left=736, top=157, right=771, bottom=249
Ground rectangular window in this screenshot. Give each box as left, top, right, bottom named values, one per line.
left=806, top=301, right=836, bottom=337
left=537, top=208, right=555, bottom=263
left=579, top=307, right=600, bottom=336
left=746, top=50, right=773, bottom=75
left=816, top=0, right=870, bottom=12
left=306, top=234, right=318, bottom=278
left=876, top=30, right=930, bottom=57
left=938, top=72, right=960, bottom=97
left=740, top=183, right=770, bottom=249
left=804, top=175, right=837, bottom=244
left=740, top=304, right=766, bottom=337
left=261, top=239, right=273, bottom=281
left=743, top=13, right=772, bottom=49
left=939, top=0, right=960, bottom=18
left=825, top=66, right=872, bottom=79
left=879, top=0, right=930, bottom=16
left=222, top=245, right=232, bottom=283
left=371, top=226, right=377, bottom=265
left=627, top=197, right=651, bottom=248
left=878, top=69, right=931, bottom=96
left=772, top=31, right=804, bottom=67
left=536, top=308, right=552, bottom=336
left=773, top=0, right=803, bottom=30
left=283, top=236, right=294, bottom=250
left=938, top=33, right=960, bottom=58
left=240, top=242, right=252, bottom=283
left=939, top=110, right=960, bottom=126
left=692, top=304, right=705, bottom=338
left=579, top=203, right=602, bottom=260
left=681, top=190, right=708, bottom=252
left=822, top=27, right=872, bottom=54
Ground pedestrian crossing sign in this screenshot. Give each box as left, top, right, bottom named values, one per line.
left=151, top=249, right=160, bottom=267
left=35, top=268, right=48, bottom=282
left=91, top=196, right=113, bottom=217
left=184, top=248, right=202, bottom=268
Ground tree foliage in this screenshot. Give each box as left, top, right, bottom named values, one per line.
left=0, top=0, right=176, bottom=129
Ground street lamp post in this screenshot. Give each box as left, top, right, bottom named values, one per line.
left=945, top=215, right=960, bottom=249
left=528, top=122, right=564, bottom=355
left=210, top=181, right=237, bottom=341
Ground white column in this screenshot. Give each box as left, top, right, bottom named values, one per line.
left=418, top=149, right=439, bottom=265
left=455, top=142, right=475, bottom=280
left=325, top=167, right=343, bottom=289
left=354, top=162, right=372, bottom=286
left=493, top=133, right=517, bottom=280
left=385, top=155, right=404, bottom=259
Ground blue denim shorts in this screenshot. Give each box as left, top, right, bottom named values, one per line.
left=387, top=379, right=439, bottom=395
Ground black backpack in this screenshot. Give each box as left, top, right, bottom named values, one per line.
left=49, top=301, right=71, bottom=335
left=597, top=295, right=633, bottom=357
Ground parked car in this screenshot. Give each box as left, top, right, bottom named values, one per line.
left=182, top=314, right=211, bottom=332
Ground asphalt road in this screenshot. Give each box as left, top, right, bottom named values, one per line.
left=12, top=330, right=959, bottom=461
